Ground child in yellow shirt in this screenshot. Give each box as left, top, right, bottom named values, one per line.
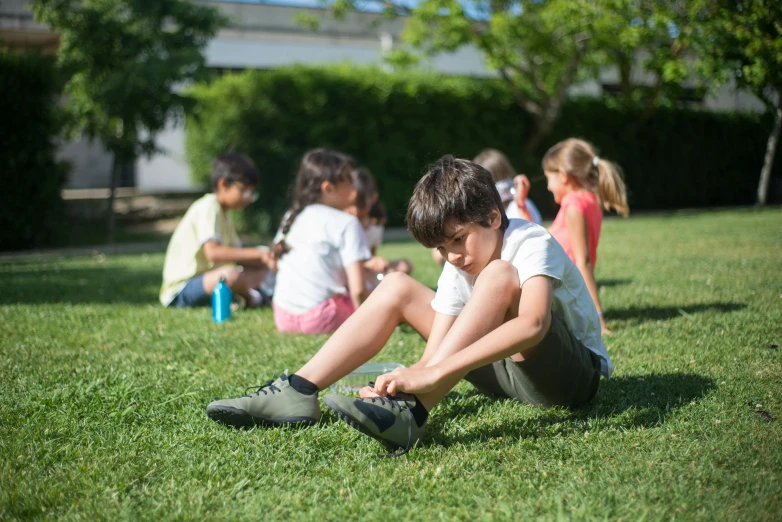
left=159, top=154, right=274, bottom=308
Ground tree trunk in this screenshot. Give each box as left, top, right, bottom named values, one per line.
left=757, top=107, right=782, bottom=206
left=523, top=105, right=559, bottom=154
left=106, top=154, right=120, bottom=244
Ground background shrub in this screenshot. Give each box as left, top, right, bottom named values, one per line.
left=0, top=50, right=67, bottom=250
left=186, top=64, right=779, bottom=232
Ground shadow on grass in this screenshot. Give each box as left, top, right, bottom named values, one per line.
left=599, top=278, right=632, bottom=288
left=607, top=302, right=746, bottom=324
left=0, top=265, right=161, bottom=305
left=425, top=372, right=714, bottom=447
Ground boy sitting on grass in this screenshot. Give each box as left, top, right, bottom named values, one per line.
left=159, top=153, right=274, bottom=308
left=206, top=155, right=611, bottom=454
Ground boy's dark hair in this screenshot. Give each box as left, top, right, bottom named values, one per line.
left=211, top=153, right=260, bottom=191
left=406, top=155, right=509, bottom=248
left=352, top=167, right=377, bottom=210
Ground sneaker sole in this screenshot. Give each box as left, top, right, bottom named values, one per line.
left=207, top=406, right=318, bottom=428
left=323, top=396, right=404, bottom=450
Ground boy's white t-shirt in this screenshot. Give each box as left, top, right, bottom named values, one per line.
left=272, top=204, right=371, bottom=314
left=506, top=198, right=543, bottom=225
left=431, top=219, right=613, bottom=379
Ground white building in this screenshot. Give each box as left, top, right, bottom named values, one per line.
left=1, top=0, right=765, bottom=193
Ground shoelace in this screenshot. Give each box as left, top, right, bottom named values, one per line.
left=244, top=379, right=281, bottom=397
left=365, top=381, right=414, bottom=457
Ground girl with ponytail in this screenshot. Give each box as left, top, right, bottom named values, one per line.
left=543, top=138, right=629, bottom=334
left=271, top=149, right=371, bottom=334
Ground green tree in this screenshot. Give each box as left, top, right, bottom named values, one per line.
left=331, top=0, right=602, bottom=152
left=32, top=0, right=226, bottom=241
left=326, top=1, right=711, bottom=153
left=705, top=0, right=781, bottom=205
left=592, top=0, right=711, bottom=115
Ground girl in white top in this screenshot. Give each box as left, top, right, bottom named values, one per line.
left=271, top=149, right=371, bottom=335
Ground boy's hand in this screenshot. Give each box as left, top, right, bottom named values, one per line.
left=374, top=366, right=442, bottom=396
left=259, top=249, right=277, bottom=271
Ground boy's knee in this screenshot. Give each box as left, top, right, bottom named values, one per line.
left=376, top=271, right=415, bottom=300
left=220, top=266, right=242, bottom=286
left=477, top=260, right=518, bottom=289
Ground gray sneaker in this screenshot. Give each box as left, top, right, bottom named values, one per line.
left=323, top=393, right=425, bottom=455
left=206, top=372, right=320, bottom=428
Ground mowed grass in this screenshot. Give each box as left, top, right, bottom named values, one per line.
left=1, top=208, right=780, bottom=521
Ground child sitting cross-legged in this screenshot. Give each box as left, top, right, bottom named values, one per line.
left=270, top=149, right=371, bottom=335
left=159, top=153, right=274, bottom=308
left=206, top=155, right=611, bottom=454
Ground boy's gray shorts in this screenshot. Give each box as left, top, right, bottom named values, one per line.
left=464, top=312, right=602, bottom=408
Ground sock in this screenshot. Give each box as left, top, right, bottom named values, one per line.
left=410, top=396, right=429, bottom=427
left=289, top=374, right=319, bottom=395
left=248, top=289, right=262, bottom=307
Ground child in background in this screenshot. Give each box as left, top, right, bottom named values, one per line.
left=159, top=154, right=274, bottom=308
left=474, top=148, right=542, bottom=225
left=270, top=149, right=371, bottom=335
left=348, top=168, right=413, bottom=289
left=541, top=138, right=629, bottom=334
left=206, top=156, right=610, bottom=456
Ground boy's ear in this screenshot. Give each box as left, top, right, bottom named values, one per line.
left=216, top=178, right=227, bottom=192
left=490, top=208, right=502, bottom=229
left=320, top=180, right=334, bottom=194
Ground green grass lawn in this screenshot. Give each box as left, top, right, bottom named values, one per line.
left=1, top=208, right=780, bottom=521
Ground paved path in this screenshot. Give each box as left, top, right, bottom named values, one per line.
left=0, top=228, right=414, bottom=261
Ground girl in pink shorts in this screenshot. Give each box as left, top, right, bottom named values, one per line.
left=270, top=149, right=371, bottom=335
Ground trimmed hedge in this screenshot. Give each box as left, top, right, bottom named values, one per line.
left=185, top=65, right=778, bottom=231
left=0, top=50, right=67, bottom=250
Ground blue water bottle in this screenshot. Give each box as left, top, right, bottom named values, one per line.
left=212, top=277, right=232, bottom=324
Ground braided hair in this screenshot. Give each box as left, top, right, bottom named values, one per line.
left=271, top=149, right=355, bottom=258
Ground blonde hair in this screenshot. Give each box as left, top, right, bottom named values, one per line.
left=473, top=148, right=516, bottom=182
left=542, top=138, right=629, bottom=216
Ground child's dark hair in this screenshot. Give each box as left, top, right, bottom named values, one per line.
left=369, top=199, right=387, bottom=224
left=406, top=155, right=509, bottom=248
left=352, top=167, right=377, bottom=211
left=211, top=153, right=260, bottom=191
left=272, top=148, right=355, bottom=258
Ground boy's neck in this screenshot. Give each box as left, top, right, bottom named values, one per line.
left=214, top=192, right=229, bottom=213
left=491, top=227, right=504, bottom=262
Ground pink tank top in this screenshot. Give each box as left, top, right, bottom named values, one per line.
left=549, top=191, right=602, bottom=267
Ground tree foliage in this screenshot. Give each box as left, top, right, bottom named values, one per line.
left=325, top=0, right=711, bottom=151
left=32, top=0, right=226, bottom=165
left=702, top=0, right=782, bottom=204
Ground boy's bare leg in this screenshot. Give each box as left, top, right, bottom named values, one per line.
left=201, top=265, right=267, bottom=303
left=414, top=260, right=522, bottom=410
left=295, top=272, right=436, bottom=390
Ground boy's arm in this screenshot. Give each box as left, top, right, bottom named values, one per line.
left=374, top=276, right=552, bottom=395
left=344, top=260, right=367, bottom=309
left=410, top=312, right=458, bottom=369
left=565, top=207, right=608, bottom=333
left=202, top=240, right=274, bottom=268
